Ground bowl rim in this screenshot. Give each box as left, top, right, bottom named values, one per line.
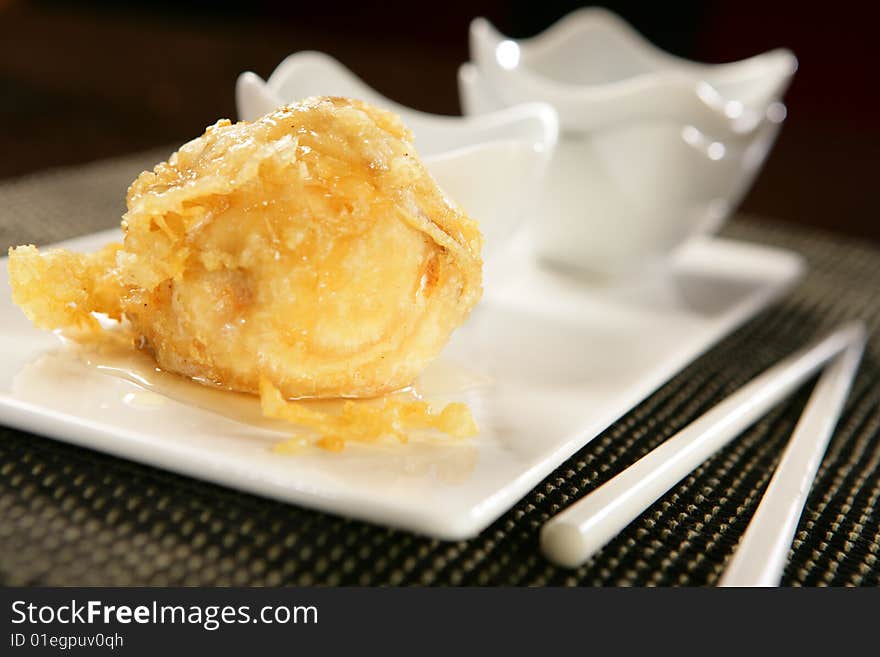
left=236, top=51, right=560, bottom=162
left=459, top=61, right=788, bottom=138
left=468, top=8, right=796, bottom=133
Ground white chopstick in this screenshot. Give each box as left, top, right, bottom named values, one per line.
left=540, top=321, right=867, bottom=569
left=718, top=331, right=866, bottom=586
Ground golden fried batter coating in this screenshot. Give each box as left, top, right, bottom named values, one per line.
left=8, top=243, right=127, bottom=332
left=9, top=97, right=483, bottom=403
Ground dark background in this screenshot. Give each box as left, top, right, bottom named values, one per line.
left=2, top=0, right=878, bottom=242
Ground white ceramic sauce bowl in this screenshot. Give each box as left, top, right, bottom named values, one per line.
left=236, top=52, right=558, bottom=273
left=462, top=8, right=797, bottom=276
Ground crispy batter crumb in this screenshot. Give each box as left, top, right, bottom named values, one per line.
left=7, top=243, right=127, bottom=334
left=261, top=378, right=478, bottom=451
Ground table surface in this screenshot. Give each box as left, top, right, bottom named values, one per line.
left=0, top=149, right=878, bottom=586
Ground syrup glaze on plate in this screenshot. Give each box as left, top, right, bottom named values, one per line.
left=15, top=329, right=493, bottom=449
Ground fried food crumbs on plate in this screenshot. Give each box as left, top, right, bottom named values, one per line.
left=261, top=379, right=478, bottom=453
left=7, top=97, right=483, bottom=451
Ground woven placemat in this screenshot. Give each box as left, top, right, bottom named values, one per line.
left=1, top=151, right=878, bottom=586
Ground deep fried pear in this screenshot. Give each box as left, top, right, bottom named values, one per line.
left=8, top=97, right=483, bottom=403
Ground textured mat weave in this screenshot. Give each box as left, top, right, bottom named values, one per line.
left=1, top=152, right=878, bottom=586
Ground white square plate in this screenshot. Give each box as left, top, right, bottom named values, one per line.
left=0, top=229, right=803, bottom=539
